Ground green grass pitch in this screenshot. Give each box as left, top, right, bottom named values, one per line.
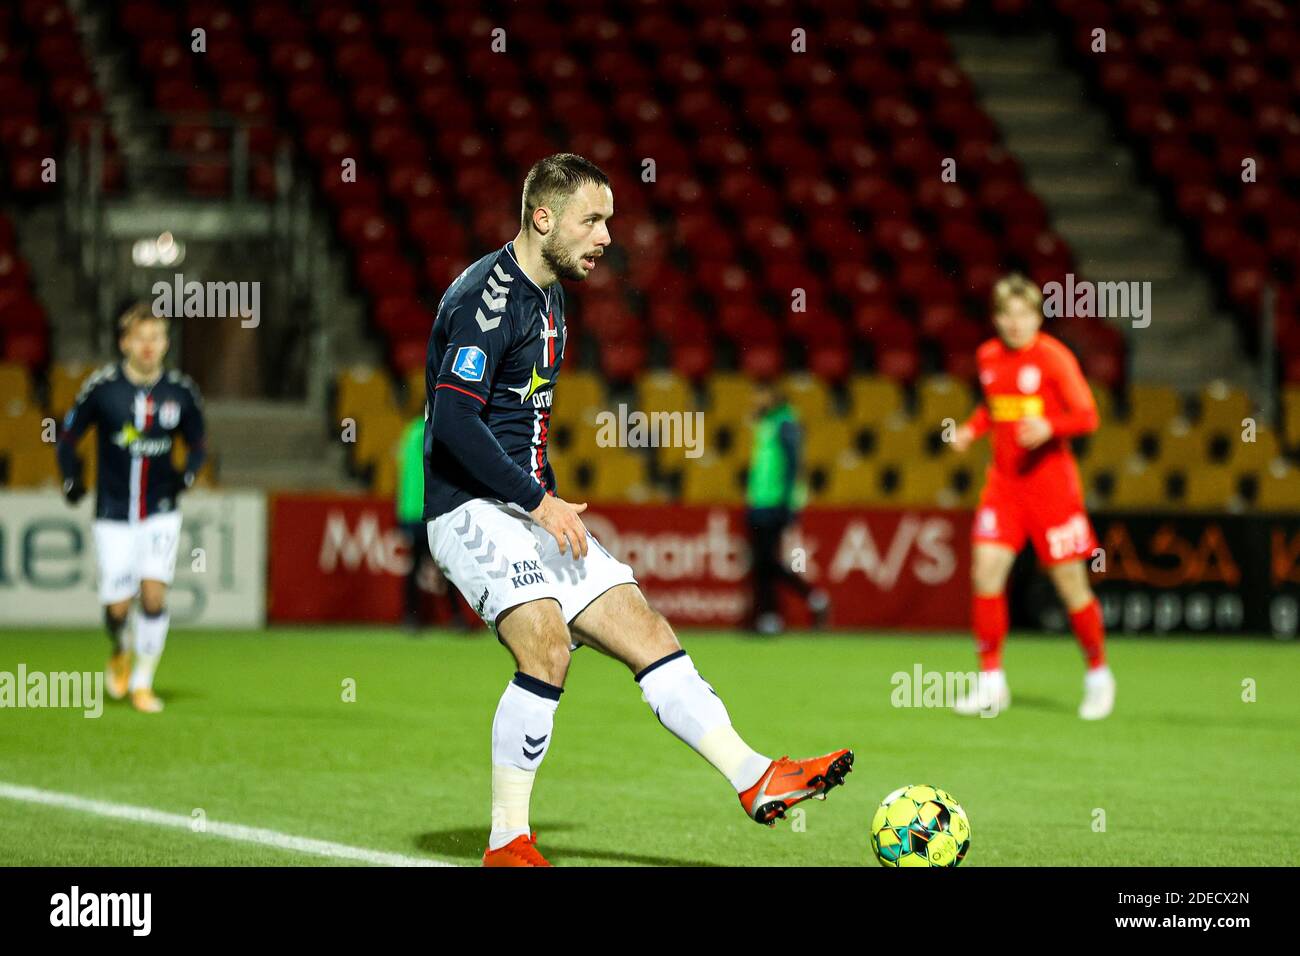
left=1, top=627, right=1297, bottom=866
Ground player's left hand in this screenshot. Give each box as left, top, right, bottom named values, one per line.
left=1015, top=416, right=1053, bottom=449
left=181, top=471, right=196, bottom=492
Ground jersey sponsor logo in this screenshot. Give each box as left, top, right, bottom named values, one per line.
left=110, top=424, right=174, bottom=458
left=539, top=309, right=559, bottom=368
left=1017, top=364, right=1041, bottom=394
left=507, top=364, right=552, bottom=403
left=451, top=346, right=487, bottom=382
left=510, top=558, right=546, bottom=589
left=158, top=400, right=181, bottom=429
left=989, top=394, right=1045, bottom=422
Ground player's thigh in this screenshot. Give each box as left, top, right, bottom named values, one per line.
left=497, top=598, right=572, bottom=686
left=93, top=520, right=139, bottom=605
left=1044, top=558, right=1094, bottom=612
left=971, top=542, right=1017, bottom=596
left=138, top=513, right=183, bottom=585
left=427, top=499, right=557, bottom=626
left=568, top=583, right=680, bottom=674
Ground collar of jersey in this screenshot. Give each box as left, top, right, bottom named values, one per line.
left=503, top=241, right=552, bottom=311
left=120, top=361, right=164, bottom=390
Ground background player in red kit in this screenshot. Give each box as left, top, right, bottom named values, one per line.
left=951, top=274, right=1116, bottom=720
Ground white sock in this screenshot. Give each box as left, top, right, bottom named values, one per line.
left=1085, top=664, right=1113, bottom=685
left=489, top=673, right=560, bottom=851
left=637, top=651, right=771, bottom=792
left=129, top=609, right=169, bottom=692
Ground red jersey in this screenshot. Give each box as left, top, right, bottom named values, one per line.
left=964, top=333, right=1098, bottom=489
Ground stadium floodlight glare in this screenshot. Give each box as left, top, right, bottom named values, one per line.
left=131, top=232, right=185, bottom=268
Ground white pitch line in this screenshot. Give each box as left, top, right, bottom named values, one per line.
left=0, top=781, right=458, bottom=867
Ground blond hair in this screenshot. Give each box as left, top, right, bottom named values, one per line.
left=991, top=273, right=1042, bottom=316
left=117, top=302, right=169, bottom=338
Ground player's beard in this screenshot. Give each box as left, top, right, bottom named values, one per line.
left=540, top=231, right=590, bottom=282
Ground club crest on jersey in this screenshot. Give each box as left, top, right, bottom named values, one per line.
left=452, top=346, right=486, bottom=382
left=1017, top=364, right=1041, bottom=394
left=158, top=400, right=181, bottom=429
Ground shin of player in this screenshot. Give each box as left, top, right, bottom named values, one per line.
left=55, top=303, right=205, bottom=714
left=952, top=274, right=1114, bottom=720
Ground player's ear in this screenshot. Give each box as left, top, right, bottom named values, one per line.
left=531, top=204, right=552, bottom=236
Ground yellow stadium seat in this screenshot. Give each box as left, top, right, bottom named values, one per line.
left=803, top=418, right=853, bottom=469
left=1254, top=462, right=1300, bottom=512
left=870, top=418, right=926, bottom=465
left=352, top=409, right=406, bottom=469
left=819, top=455, right=884, bottom=505
left=1109, top=463, right=1169, bottom=509
left=1180, top=467, right=1237, bottom=511
left=1283, top=386, right=1300, bottom=451
left=557, top=370, right=606, bottom=419
left=846, top=375, right=904, bottom=426
left=1198, top=381, right=1253, bottom=433
left=400, top=366, right=426, bottom=417
left=0, top=362, right=34, bottom=411
left=49, top=362, right=94, bottom=417
left=589, top=450, right=653, bottom=503
left=681, top=456, right=746, bottom=505
left=336, top=366, right=396, bottom=423
left=1126, top=383, right=1183, bottom=433
left=6, top=435, right=60, bottom=488
left=1088, top=379, right=1114, bottom=424
left=0, top=407, right=47, bottom=454
left=372, top=453, right=397, bottom=497
left=705, top=372, right=755, bottom=424
left=1225, top=424, right=1281, bottom=471
left=891, top=460, right=958, bottom=507
left=1077, top=423, right=1138, bottom=469
left=782, top=372, right=834, bottom=424
left=1155, top=422, right=1208, bottom=469
left=698, top=415, right=751, bottom=463
left=635, top=370, right=694, bottom=417
left=915, top=375, right=975, bottom=431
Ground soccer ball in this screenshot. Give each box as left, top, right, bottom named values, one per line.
left=870, top=784, right=971, bottom=867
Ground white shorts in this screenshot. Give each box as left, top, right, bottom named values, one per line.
left=93, top=512, right=183, bottom=604
left=428, top=498, right=637, bottom=628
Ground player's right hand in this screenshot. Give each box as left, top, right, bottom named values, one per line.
left=62, top=477, right=86, bottom=506
left=530, top=493, right=590, bottom=558
left=951, top=424, right=975, bottom=453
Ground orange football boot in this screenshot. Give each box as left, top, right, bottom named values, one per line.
left=739, top=749, right=854, bottom=826
left=130, top=688, right=164, bottom=714
left=106, top=652, right=131, bottom=701
left=482, top=831, right=551, bottom=867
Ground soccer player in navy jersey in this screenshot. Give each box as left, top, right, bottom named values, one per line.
left=423, top=154, right=854, bottom=866
left=56, top=303, right=206, bottom=713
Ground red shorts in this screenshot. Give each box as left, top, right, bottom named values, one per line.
left=972, top=472, right=1097, bottom=566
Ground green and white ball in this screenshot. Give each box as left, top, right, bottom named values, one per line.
left=870, top=784, right=971, bottom=867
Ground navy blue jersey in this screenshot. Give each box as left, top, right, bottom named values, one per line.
left=424, top=241, right=567, bottom=520
left=56, top=363, right=207, bottom=521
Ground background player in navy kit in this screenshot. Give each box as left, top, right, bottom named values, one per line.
left=56, top=303, right=206, bottom=714
left=424, top=154, right=854, bottom=866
